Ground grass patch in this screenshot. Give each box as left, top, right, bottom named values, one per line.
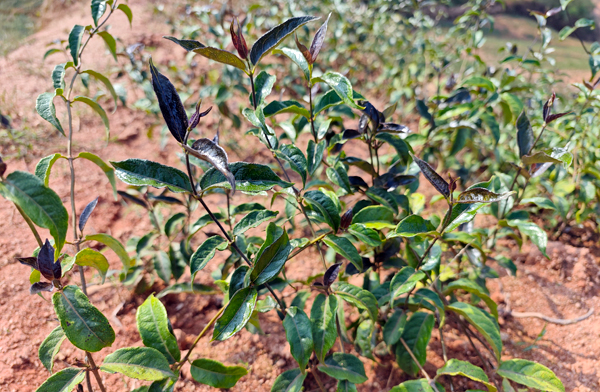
left=0, top=0, right=44, bottom=56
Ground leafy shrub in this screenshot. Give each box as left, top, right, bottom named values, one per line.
left=5, top=0, right=600, bottom=391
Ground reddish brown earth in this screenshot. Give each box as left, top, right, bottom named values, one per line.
left=0, top=1, right=599, bottom=391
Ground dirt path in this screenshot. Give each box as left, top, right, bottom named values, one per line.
left=0, top=1, right=599, bottom=391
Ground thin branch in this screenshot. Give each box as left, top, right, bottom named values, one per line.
left=399, top=338, right=440, bottom=392
left=176, top=306, right=225, bottom=371
left=14, top=204, right=43, bottom=247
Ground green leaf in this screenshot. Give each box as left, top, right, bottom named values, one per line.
left=35, top=153, right=64, bottom=186
left=78, top=152, right=117, bottom=200
left=190, top=359, right=247, bottom=389
left=53, top=285, right=115, bottom=352
left=313, top=72, right=364, bottom=110
left=85, top=233, right=130, bottom=270
left=250, top=223, right=292, bottom=285
left=213, top=287, right=258, bottom=341
left=497, top=359, right=564, bottom=392
left=276, top=144, right=307, bottom=186
left=97, top=31, right=117, bottom=62
left=81, top=70, right=118, bottom=111
left=68, top=25, right=85, bottom=66
left=111, top=159, right=191, bottom=193
left=74, top=248, right=109, bottom=284
left=311, top=293, right=338, bottom=363
left=313, top=89, right=364, bottom=115
left=193, top=47, right=247, bottom=71
left=39, top=326, right=66, bottom=373
left=36, top=92, right=64, bottom=135
left=303, top=190, right=341, bottom=232
left=461, top=76, right=496, bottom=92
left=395, top=312, right=434, bottom=377
left=283, top=306, right=313, bottom=372
left=437, top=359, right=497, bottom=392
left=35, top=367, right=84, bottom=392
left=318, top=353, right=367, bottom=384
left=52, top=63, right=67, bottom=90
left=374, top=133, right=412, bottom=165
left=233, top=210, right=278, bottom=236
left=73, top=96, right=109, bottom=138
left=136, top=294, right=180, bottom=364
left=336, top=380, right=358, bottom=392
left=307, top=140, right=326, bottom=176
left=264, top=100, right=310, bottom=118
left=389, top=379, right=436, bottom=392
left=348, top=223, right=382, bottom=247
left=522, top=147, right=573, bottom=166
left=200, top=162, right=292, bottom=193
left=516, top=111, right=534, bottom=157
left=445, top=203, right=486, bottom=232
left=520, top=197, right=556, bottom=210
left=391, top=215, right=436, bottom=238
left=355, top=319, right=374, bottom=359
left=273, top=48, right=311, bottom=81
left=100, top=347, right=175, bottom=381
left=43, top=48, right=62, bottom=60
left=456, top=188, right=514, bottom=204
left=323, top=235, right=362, bottom=271
left=446, top=302, right=502, bottom=361
left=190, top=236, right=228, bottom=281
left=0, top=171, right=68, bottom=254
left=271, top=368, right=307, bottom=392
left=253, top=70, right=276, bottom=107
left=250, top=16, right=318, bottom=66
left=326, top=163, right=352, bottom=194
left=389, top=267, right=426, bottom=307
left=91, top=0, right=107, bottom=26
left=383, top=310, right=407, bottom=345
left=117, top=3, right=133, bottom=26
left=351, top=205, right=395, bottom=229
left=232, top=202, right=266, bottom=215
left=333, top=282, right=378, bottom=322
left=164, top=212, right=186, bottom=237
left=156, top=282, right=217, bottom=299
left=443, top=279, right=498, bottom=319
left=506, top=219, right=548, bottom=258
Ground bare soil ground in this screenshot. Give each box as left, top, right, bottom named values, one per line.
left=0, top=1, right=598, bottom=391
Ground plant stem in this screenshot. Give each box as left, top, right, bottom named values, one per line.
left=85, top=371, right=93, bottom=392
left=336, top=316, right=345, bottom=353
left=287, top=231, right=331, bottom=260
left=399, top=338, right=440, bottom=392
left=175, top=306, right=225, bottom=371
left=307, top=80, right=317, bottom=141
left=456, top=319, right=500, bottom=391
left=87, top=353, right=106, bottom=392
left=14, top=204, right=43, bottom=247
left=311, top=365, right=327, bottom=392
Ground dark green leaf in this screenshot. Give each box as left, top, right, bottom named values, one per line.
left=389, top=267, right=426, bottom=307
left=136, top=294, right=180, bottom=364
left=375, top=133, right=412, bottom=165
left=276, top=144, right=307, bottom=186
left=233, top=210, right=278, bottom=236
left=414, top=156, right=449, bottom=198
left=117, top=3, right=133, bottom=26
left=389, top=379, right=436, bottom=392
left=36, top=92, right=64, bottom=135
left=273, top=48, right=310, bottom=81
left=100, top=347, right=175, bottom=381
left=251, top=223, right=292, bottom=285
left=72, top=96, right=109, bottom=137
left=395, top=312, right=434, bottom=377
left=200, top=162, right=292, bottom=193
left=156, top=282, right=217, bottom=299
left=194, top=47, right=247, bottom=71
left=311, top=293, right=338, bottom=363
left=446, top=302, right=502, bottom=361
left=97, top=31, right=117, bottom=62
left=333, top=282, right=378, bottom=322
left=53, top=285, right=115, bottom=352
left=307, top=140, right=326, bottom=176
left=163, top=36, right=205, bottom=51
left=0, top=171, right=68, bottom=254
left=348, top=223, right=382, bottom=247
left=91, top=0, right=107, bottom=26
left=52, top=63, right=67, bottom=90
left=190, top=236, right=228, bottom=280
left=264, top=100, right=310, bottom=118
left=283, top=306, right=313, bottom=372
left=190, top=359, right=247, bottom=389
left=39, top=326, right=66, bottom=373
left=322, top=235, right=362, bottom=271
left=318, top=353, right=367, bottom=384
left=271, top=368, right=306, bottom=392
left=443, top=278, right=498, bottom=319
left=383, top=310, right=407, bottom=345
left=303, top=190, right=340, bottom=232
left=213, top=287, right=258, bottom=341
left=149, top=59, right=188, bottom=143
left=497, top=359, right=564, bottom=392
left=252, top=70, right=276, bottom=106
left=81, top=70, right=118, bottom=111
left=35, top=367, right=84, bottom=392
left=111, top=159, right=191, bottom=193
left=250, top=16, right=318, bottom=66
left=461, top=76, right=496, bottom=92
left=457, top=188, right=514, bottom=204
left=506, top=219, right=548, bottom=258
left=232, top=202, right=266, bottom=215
left=68, top=25, right=85, bottom=66
left=392, top=215, right=436, bottom=238
left=516, top=111, right=534, bottom=157
left=326, top=163, right=352, bottom=194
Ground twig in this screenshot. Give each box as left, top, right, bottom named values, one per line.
left=14, top=204, right=43, bottom=247
left=176, top=306, right=225, bottom=371
left=503, top=308, right=594, bottom=325
left=399, top=338, right=440, bottom=392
